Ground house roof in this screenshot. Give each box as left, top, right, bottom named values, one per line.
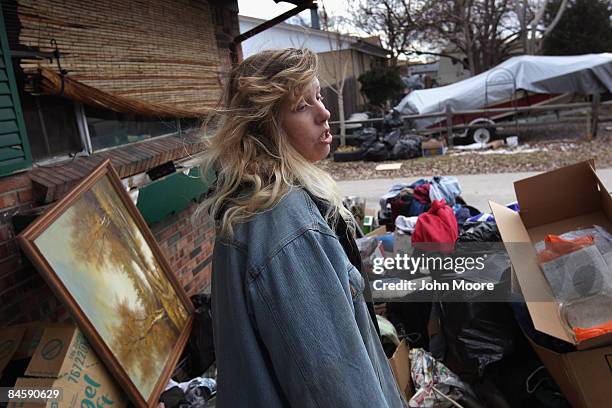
left=238, top=15, right=388, bottom=58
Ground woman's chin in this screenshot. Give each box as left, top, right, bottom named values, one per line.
left=319, top=145, right=331, bottom=161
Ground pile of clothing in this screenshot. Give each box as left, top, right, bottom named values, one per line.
left=378, top=176, right=478, bottom=235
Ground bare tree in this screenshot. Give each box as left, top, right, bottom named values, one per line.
left=524, top=0, right=569, bottom=54
left=349, top=0, right=419, bottom=64
left=416, top=1, right=569, bottom=73
left=319, top=6, right=351, bottom=146
left=417, top=1, right=526, bottom=74
left=349, top=1, right=569, bottom=77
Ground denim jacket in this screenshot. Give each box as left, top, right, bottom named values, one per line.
left=212, top=189, right=407, bottom=407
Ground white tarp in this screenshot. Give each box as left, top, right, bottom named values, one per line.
left=395, top=53, right=612, bottom=129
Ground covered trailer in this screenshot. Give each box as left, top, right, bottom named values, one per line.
left=395, top=53, right=612, bottom=143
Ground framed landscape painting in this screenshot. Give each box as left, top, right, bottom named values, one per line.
left=18, top=159, right=194, bottom=408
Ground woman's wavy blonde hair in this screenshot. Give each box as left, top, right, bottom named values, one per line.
left=197, top=48, right=354, bottom=238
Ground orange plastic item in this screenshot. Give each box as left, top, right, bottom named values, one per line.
left=574, top=320, right=612, bottom=342
left=537, top=234, right=594, bottom=263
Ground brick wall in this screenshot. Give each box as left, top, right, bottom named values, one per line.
left=0, top=171, right=215, bottom=326
left=153, top=203, right=215, bottom=297
left=210, top=1, right=243, bottom=69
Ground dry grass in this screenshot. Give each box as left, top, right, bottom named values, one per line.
left=317, top=126, right=612, bottom=181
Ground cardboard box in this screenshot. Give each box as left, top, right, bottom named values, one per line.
left=8, top=325, right=126, bottom=408
left=0, top=326, right=26, bottom=376
left=13, top=322, right=68, bottom=362
left=388, top=339, right=414, bottom=403
left=490, top=161, right=612, bottom=408
left=421, top=138, right=447, bottom=157
left=365, top=226, right=387, bottom=237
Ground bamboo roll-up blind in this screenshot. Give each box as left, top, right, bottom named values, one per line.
left=37, top=67, right=205, bottom=118
left=15, top=0, right=225, bottom=115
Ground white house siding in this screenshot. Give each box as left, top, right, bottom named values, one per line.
left=239, top=16, right=350, bottom=57
left=437, top=56, right=471, bottom=85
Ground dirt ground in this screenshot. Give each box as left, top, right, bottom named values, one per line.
left=316, top=123, right=612, bottom=181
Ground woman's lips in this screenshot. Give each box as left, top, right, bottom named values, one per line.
left=321, top=129, right=332, bottom=144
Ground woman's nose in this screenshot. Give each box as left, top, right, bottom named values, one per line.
left=317, top=103, right=331, bottom=123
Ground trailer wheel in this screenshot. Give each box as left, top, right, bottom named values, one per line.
left=468, top=125, right=497, bottom=144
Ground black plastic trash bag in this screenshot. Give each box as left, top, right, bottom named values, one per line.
left=346, top=126, right=378, bottom=147
left=440, top=300, right=519, bottom=378
left=354, top=126, right=378, bottom=149
left=510, top=301, right=575, bottom=354
left=187, top=294, right=215, bottom=377
left=363, top=141, right=390, bottom=161
left=392, top=136, right=421, bottom=159
left=383, top=129, right=401, bottom=147
left=459, top=222, right=501, bottom=242
left=383, top=110, right=403, bottom=130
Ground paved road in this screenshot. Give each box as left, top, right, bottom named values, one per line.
left=337, top=168, right=612, bottom=216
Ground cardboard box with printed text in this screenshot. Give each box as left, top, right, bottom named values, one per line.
left=490, top=161, right=612, bottom=408
left=8, top=325, right=126, bottom=408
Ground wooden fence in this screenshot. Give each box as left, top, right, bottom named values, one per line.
left=329, top=99, right=612, bottom=144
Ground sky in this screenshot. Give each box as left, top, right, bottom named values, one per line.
left=237, top=0, right=350, bottom=22
left=236, top=0, right=422, bottom=61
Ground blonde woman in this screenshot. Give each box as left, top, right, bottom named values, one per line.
left=200, top=48, right=406, bottom=407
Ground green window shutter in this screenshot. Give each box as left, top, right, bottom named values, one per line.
left=0, top=5, right=32, bottom=176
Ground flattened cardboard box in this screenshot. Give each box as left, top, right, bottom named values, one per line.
left=490, top=161, right=612, bottom=408
left=388, top=339, right=414, bottom=403
left=8, top=325, right=126, bottom=408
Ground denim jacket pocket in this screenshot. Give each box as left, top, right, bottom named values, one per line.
left=347, top=265, right=365, bottom=300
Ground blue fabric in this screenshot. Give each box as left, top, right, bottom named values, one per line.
left=379, top=183, right=412, bottom=215
left=379, top=179, right=440, bottom=217
left=466, top=201, right=520, bottom=224
left=453, top=205, right=472, bottom=225
left=375, top=232, right=395, bottom=253
left=212, top=189, right=407, bottom=408
left=408, top=199, right=429, bottom=217
left=409, top=178, right=429, bottom=189
left=429, top=176, right=462, bottom=206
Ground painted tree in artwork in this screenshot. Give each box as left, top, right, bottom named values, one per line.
left=110, top=296, right=176, bottom=393
left=68, top=177, right=187, bottom=342
left=112, top=297, right=156, bottom=375
left=96, top=179, right=188, bottom=332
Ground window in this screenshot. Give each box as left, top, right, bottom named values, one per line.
left=17, top=78, right=83, bottom=162
left=179, top=117, right=202, bottom=134
left=83, top=105, right=180, bottom=151
left=11, top=59, right=193, bottom=163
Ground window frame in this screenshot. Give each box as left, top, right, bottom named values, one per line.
left=29, top=100, right=185, bottom=166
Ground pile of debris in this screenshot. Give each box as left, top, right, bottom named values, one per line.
left=334, top=126, right=423, bottom=162
left=352, top=161, right=612, bottom=407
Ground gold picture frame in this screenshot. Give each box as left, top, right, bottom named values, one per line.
left=18, top=159, right=194, bottom=407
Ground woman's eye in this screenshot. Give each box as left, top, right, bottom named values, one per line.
left=296, top=104, right=307, bottom=112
